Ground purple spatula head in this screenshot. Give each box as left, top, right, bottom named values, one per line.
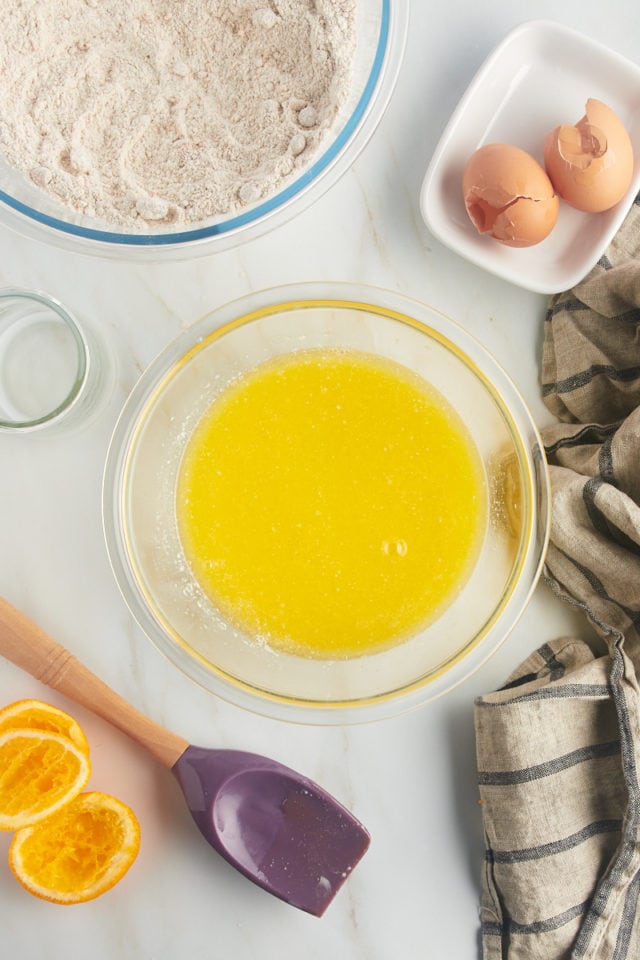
left=173, top=745, right=371, bottom=916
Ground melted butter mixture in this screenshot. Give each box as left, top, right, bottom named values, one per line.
left=176, top=348, right=487, bottom=659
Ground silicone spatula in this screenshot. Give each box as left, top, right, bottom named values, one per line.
left=0, top=597, right=370, bottom=916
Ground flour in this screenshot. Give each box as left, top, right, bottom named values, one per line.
left=0, top=0, right=356, bottom=229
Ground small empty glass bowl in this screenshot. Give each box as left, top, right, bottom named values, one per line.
left=0, top=288, right=105, bottom=433
left=103, top=283, right=549, bottom=723
left=0, top=1, right=408, bottom=260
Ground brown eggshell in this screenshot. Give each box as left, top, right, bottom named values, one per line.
left=544, top=99, right=634, bottom=213
left=463, top=143, right=559, bottom=247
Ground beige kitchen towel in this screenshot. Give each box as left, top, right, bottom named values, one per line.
left=475, top=195, right=640, bottom=960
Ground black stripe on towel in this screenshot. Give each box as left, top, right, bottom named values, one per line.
left=544, top=423, right=618, bottom=458
left=477, top=740, right=620, bottom=785
left=487, top=819, right=622, bottom=863
left=583, top=478, right=640, bottom=557
left=485, top=899, right=591, bottom=936
left=542, top=363, right=640, bottom=398
left=612, top=868, right=640, bottom=960
left=545, top=298, right=640, bottom=325
left=544, top=299, right=586, bottom=320
left=564, top=554, right=640, bottom=632
left=476, top=683, right=611, bottom=708
left=499, top=642, right=566, bottom=690
left=599, top=434, right=617, bottom=487
left=511, top=899, right=591, bottom=933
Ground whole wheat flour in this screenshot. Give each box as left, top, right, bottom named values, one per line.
left=0, top=0, right=356, bottom=228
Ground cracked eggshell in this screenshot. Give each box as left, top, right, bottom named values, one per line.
left=462, top=143, right=559, bottom=247
left=544, top=99, right=634, bottom=213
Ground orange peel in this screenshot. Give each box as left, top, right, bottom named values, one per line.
left=9, top=791, right=141, bottom=904
left=0, top=698, right=89, bottom=756
left=0, top=728, right=91, bottom=831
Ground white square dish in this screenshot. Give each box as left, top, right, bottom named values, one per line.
left=419, top=20, right=640, bottom=295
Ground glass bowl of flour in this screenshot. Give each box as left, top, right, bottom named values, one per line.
left=0, top=0, right=407, bottom=259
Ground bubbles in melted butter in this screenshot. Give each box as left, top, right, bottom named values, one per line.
left=382, top=539, right=408, bottom=557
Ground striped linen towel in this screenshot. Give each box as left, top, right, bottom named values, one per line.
left=475, top=195, right=640, bottom=960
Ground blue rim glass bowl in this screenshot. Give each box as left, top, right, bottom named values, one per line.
left=0, top=2, right=408, bottom=260
left=103, top=283, right=550, bottom=724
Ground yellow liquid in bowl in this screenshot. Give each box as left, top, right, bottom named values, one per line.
left=176, top=348, right=487, bottom=659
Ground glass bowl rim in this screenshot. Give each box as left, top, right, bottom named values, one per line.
left=102, top=281, right=550, bottom=724
left=0, top=286, right=88, bottom=431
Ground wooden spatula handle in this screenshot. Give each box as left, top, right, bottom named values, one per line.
left=0, top=596, right=189, bottom=769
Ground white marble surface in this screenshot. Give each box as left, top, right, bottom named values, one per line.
left=0, top=2, right=632, bottom=957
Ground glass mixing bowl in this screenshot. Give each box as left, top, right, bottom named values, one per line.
left=0, top=1, right=407, bottom=260
left=103, top=283, right=549, bottom=723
